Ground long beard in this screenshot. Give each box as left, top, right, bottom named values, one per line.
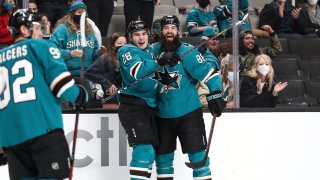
left=160, top=33, right=180, bottom=51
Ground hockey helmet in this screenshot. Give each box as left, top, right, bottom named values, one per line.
left=9, top=9, right=38, bottom=30
left=160, top=15, right=180, bottom=29
left=127, top=20, right=149, bottom=37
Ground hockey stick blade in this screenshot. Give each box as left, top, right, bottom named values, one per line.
left=185, top=114, right=217, bottom=169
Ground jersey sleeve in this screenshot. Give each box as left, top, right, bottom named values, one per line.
left=118, top=46, right=159, bottom=80
left=181, top=45, right=222, bottom=92
left=186, top=9, right=199, bottom=32
left=49, top=24, right=72, bottom=60
left=31, top=40, right=79, bottom=103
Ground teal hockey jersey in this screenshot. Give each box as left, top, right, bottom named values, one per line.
left=118, top=44, right=159, bottom=108
left=213, top=0, right=250, bottom=33
left=186, top=7, right=217, bottom=37
left=152, top=42, right=222, bottom=118
left=50, top=23, right=100, bottom=75
left=0, top=39, right=80, bottom=147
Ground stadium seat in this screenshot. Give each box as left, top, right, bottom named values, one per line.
left=305, top=80, right=320, bottom=105
left=154, top=5, right=179, bottom=15
left=248, top=0, right=268, bottom=10
left=160, top=0, right=175, bottom=6
left=107, top=14, right=126, bottom=37
left=273, top=59, right=302, bottom=81
left=277, top=80, right=314, bottom=107
left=113, top=5, right=124, bottom=15
left=298, top=60, right=320, bottom=80
left=288, top=39, right=320, bottom=59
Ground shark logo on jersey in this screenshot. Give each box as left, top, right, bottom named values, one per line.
left=152, top=67, right=181, bottom=93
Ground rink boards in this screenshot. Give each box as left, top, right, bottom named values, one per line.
left=1, top=112, right=320, bottom=180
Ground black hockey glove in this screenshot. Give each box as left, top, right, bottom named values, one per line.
left=206, top=91, right=226, bottom=117
left=157, top=51, right=181, bottom=67
left=0, top=153, right=7, bottom=166
left=197, top=39, right=207, bottom=55
left=75, top=85, right=89, bottom=109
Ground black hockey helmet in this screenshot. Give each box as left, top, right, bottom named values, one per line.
left=160, top=15, right=180, bottom=29
left=127, top=20, right=149, bottom=37
left=9, top=9, right=37, bottom=30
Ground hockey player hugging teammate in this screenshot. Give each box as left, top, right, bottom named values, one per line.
left=152, top=15, right=226, bottom=180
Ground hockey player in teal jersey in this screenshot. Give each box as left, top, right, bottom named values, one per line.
left=50, top=1, right=101, bottom=76
left=152, top=15, right=226, bottom=180
left=213, top=0, right=250, bottom=37
left=117, top=20, right=176, bottom=180
left=0, top=9, right=88, bottom=180
left=186, top=0, right=217, bottom=37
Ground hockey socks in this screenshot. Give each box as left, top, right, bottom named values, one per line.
left=188, top=151, right=212, bottom=180
left=155, top=152, right=174, bottom=180
left=130, top=144, right=155, bottom=180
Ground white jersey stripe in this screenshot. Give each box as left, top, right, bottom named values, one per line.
left=56, top=79, right=75, bottom=98
left=50, top=72, right=71, bottom=90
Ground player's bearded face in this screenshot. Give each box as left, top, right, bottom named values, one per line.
left=160, top=24, right=180, bottom=51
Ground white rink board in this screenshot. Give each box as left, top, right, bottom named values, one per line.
left=1, top=112, right=320, bottom=180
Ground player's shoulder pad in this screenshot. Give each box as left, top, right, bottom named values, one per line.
left=180, top=42, right=194, bottom=48
left=118, top=44, right=139, bottom=55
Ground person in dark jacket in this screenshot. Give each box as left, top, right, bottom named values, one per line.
left=259, top=0, right=302, bottom=38
left=85, top=32, right=127, bottom=106
left=295, top=0, right=320, bottom=37
left=240, top=54, right=288, bottom=108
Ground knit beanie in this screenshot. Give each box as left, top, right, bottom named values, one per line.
left=68, top=1, right=87, bottom=13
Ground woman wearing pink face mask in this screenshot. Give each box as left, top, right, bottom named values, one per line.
left=295, top=0, right=320, bottom=37
left=240, top=54, right=288, bottom=108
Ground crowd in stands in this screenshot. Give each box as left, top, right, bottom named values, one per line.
left=1, top=0, right=320, bottom=109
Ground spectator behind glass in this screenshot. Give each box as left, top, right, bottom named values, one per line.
left=124, top=0, right=160, bottom=36
left=28, top=0, right=38, bottom=13
left=259, top=0, right=303, bottom=38
left=83, top=0, right=114, bottom=36
left=36, top=0, right=68, bottom=28
left=213, top=0, right=250, bottom=37
left=38, top=13, right=52, bottom=39
left=0, top=0, right=15, bottom=48
left=186, top=0, right=217, bottom=37
left=221, top=54, right=235, bottom=108
left=84, top=32, right=127, bottom=109
left=239, top=28, right=282, bottom=74
left=50, top=1, right=103, bottom=108
left=295, top=0, right=320, bottom=37
left=240, top=54, right=288, bottom=108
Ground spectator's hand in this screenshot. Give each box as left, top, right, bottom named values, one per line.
left=154, top=0, right=160, bottom=6
left=100, top=45, right=107, bottom=55
left=0, top=153, right=7, bottom=166
left=70, top=49, right=83, bottom=58
left=261, top=25, right=274, bottom=34
left=107, top=84, right=118, bottom=95
left=291, top=7, right=301, bottom=19
left=272, top=82, right=288, bottom=96
left=279, top=2, right=285, bottom=18
left=157, top=52, right=181, bottom=67
left=257, top=79, right=263, bottom=94
left=209, top=20, right=216, bottom=26
left=75, top=85, right=89, bottom=109
left=206, top=91, right=226, bottom=117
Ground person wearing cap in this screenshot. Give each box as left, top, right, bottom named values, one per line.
left=152, top=15, right=225, bottom=180
left=213, top=0, right=250, bottom=37
left=186, top=0, right=217, bottom=37
left=50, top=1, right=103, bottom=108
left=239, top=26, right=282, bottom=74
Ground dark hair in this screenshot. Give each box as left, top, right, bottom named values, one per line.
left=107, top=32, right=126, bottom=68
left=214, top=42, right=233, bottom=58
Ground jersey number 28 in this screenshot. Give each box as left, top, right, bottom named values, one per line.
left=0, top=59, right=36, bottom=109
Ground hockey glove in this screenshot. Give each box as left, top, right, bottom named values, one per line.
left=75, top=85, right=89, bottom=109
left=0, top=153, right=7, bottom=166
left=206, top=91, right=226, bottom=117
left=157, top=51, right=181, bottom=67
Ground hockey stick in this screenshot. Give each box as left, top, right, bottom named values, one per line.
left=185, top=113, right=217, bottom=169
left=69, top=11, right=86, bottom=180
left=101, top=14, right=248, bottom=103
